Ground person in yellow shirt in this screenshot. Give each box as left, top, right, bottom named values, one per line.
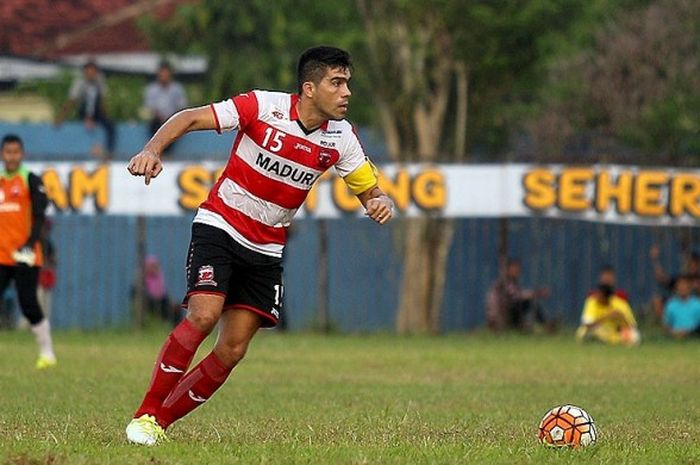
left=576, top=283, right=640, bottom=346
left=0, top=134, right=56, bottom=368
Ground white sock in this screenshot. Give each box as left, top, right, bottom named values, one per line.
left=30, top=319, right=55, bottom=359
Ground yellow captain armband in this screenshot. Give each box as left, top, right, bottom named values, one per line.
left=343, top=160, right=379, bottom=195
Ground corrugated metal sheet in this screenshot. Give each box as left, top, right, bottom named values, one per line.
left=18, top=215, right=691, bottom=331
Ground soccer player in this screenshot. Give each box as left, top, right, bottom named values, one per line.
left=0, top=134, right=57, bottom=369
left=125, top=46, right=394, bottom=445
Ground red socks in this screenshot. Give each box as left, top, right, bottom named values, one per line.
left=157, top=351, right=233, bottom=429
left=134, top=319, right=208, bottom=418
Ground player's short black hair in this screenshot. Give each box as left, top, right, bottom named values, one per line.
left=506, top=258, right=521, bottom=267
left=2, top=134, right=23, bottom=150
left=158, top=60, right=172, bottom=72
left=600, top=264, right=615, bottom=273
left=83, top=58, right=98, bottom=70
left=297, top=46, right=352, bottom=93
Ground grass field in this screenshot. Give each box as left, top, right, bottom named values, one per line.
left=1, top=328, right=699, bottom=465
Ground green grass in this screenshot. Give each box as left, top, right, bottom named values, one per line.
left=1, top=328, right=699, bottom=464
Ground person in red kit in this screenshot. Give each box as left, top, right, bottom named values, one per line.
left=125, top=46, right=394, bottom=445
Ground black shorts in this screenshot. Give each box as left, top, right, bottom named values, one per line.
left=183, top=223, right=284, bottom=328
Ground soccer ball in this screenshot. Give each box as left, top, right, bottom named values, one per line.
left=538, top=405, right=597, bottom=448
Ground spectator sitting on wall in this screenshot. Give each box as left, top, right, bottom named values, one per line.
left=143, top=61, right=187, bottom=156
left=55, top=60, right=116, bottom=159
left=485, top=258, right=550, bottom=332
left=663, top=275, right=700, bottom=339
left=576, top=282, right=640, bottom=346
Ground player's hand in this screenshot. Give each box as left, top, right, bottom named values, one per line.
left=127, top=150, right=163, bottom=185
left=12, top=247, right=36, bottom=267
left=365, top=195, right=394, bottom=225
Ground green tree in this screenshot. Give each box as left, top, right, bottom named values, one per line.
left=530, top=0, right=699, bottom=162
left=139, top=0, right=374, bottom=122
left=357, top=0, right=599, bottom=333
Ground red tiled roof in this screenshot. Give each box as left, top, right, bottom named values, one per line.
left=0, top=0, right=193, bottom=59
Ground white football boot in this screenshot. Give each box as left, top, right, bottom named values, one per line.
left=126, top=414, right=168, bottom=446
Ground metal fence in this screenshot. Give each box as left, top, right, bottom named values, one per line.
left=17, top=214, right=695, bottom=331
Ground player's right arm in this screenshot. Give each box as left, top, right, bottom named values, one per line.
left=127, top=105, right=218, bottom=185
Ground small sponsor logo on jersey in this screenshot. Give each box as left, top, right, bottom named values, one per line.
left=188, top=390, right=207, bottom=403
left=256, top=153, right=318, bottom=186
left=160, top=363, right=184, bottom=373
left=0, top=203, right=20, bottom=212
left=319, top=140, right=336, bottom=148
left=272, top=110, right=285, bottom=119
left=321, top=129, right=342, bottom=135
left=318, top=151, right=333, bottom=168
left=294, top=142, right=312, bottom=153
left=196, top=265, right=217, bottom=287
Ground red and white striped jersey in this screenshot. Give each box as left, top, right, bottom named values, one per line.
left=195, top=90, right=371, bottom=257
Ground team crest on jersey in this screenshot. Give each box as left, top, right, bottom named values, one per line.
left=272, top=110, right=285, bottom=120
left=318, top=151, right=333, bottom=168
left=196, top=265, right=217, bottom=287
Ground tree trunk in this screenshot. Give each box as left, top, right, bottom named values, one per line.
left=396, top=217, right=456, bottom=334
left=356, top=1, right=464, bottom=334
left=454, top=61, right=469, bottom=161
left=427, top=219, right=456, bottom=332
left=396, top=218, right=431, bottom=333
left=316, top=219, right=330, bottom=332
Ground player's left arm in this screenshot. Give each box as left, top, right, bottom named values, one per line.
left=338, top=126, right=394, bottom=225
left=25, top=172, right=48, bottom=248
left=342, top=159, right=394, bottom=225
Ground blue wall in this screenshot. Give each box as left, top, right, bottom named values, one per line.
left=40, top=214, right=694, bottom=331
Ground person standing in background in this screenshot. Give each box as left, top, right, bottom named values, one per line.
left=144, top=62, right=187, bottom=155
left=0, top=134, right=57, bottom=369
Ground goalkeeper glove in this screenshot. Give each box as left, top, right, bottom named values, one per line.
left=12, top=247, right=36, bottom=267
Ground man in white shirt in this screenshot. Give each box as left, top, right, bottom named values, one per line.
left=144, top=62, right=187, bottom=154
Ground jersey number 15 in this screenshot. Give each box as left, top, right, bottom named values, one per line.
left=262, top=127, right=286, bottom=153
